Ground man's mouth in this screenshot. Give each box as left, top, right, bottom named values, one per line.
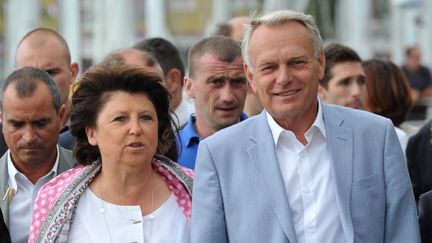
left=276, top=89, right=300, bottom=96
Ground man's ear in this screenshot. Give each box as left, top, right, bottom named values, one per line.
left=318, top=84, right=327, bottom=101
left=244, top=63, right=257, bottom=94
left=58, top=104, right=67, bottom=129
left=70, top=63, right=79, bottom=83
left=317, top=51, right=325, bottom=80
left=184, top=76, right=195, bottom=98
left=165, top=68, right=182, bottom=94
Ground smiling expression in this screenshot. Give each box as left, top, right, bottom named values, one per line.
left=245, top=21, right=325, bottom=130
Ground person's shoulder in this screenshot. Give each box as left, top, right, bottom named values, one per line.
left=323, top=103, right=389, bottom=126
left=59, top=146, right=73, bottom=156
left=44, top=165, right=87, bottom=190
left=208, top=114, right=262, bottom=139
left=420, top=190, right=432, bottom=204
left=415, top=119, right=432, bottom=135
left=58, top=146, right=76, bottom=169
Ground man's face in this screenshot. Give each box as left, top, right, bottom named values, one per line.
left=407, top=47, right=421, bottom=68
left=15, top=38, right=77, bottom=108
left=319, top=61, right=366, bottom=109
left=186, top=54, right=247, bottom=133
left=245, top=21, right=325, bottom=128
left=2, top=83, right=65, bottom=170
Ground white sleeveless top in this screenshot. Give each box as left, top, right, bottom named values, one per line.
left=68, top=188, right=190, bottom=243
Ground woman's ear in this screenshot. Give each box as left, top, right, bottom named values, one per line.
left=157, top=127, right=174, bottom=155
left=85, top=126, right=98, bottom=146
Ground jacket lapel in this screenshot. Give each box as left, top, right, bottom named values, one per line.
left=0, top=153, right=9, bottom=227
left=322, top=104, right=354, bottom=243
left=247, top=113, right=297, bottom=243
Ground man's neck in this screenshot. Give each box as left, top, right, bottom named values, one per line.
left=11, top=156, right=56, bottom=184
left=193, top=116, right=217, bottom=139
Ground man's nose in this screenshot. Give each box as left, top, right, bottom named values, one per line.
left=276, top=66, right=293, bottom=86
left=22, top=126, right=37, bottom=142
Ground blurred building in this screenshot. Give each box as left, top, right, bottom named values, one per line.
left=0, top=0, right=431, bottom=80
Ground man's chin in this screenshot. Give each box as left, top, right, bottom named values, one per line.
left=347, top=103, right=363, bottom=109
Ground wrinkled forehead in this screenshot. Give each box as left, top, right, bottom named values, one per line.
left=194, top=53, right=244, bottom=78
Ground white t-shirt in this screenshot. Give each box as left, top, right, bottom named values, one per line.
left=68, top=189, right=190, bottom=243
left=395, top=126, right=409, bottom=157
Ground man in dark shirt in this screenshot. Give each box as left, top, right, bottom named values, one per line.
left=402, top=46, right=432, bottom=103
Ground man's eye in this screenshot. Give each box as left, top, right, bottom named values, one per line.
left=339, top=79, right=351, bottom=86
left=10, top=122, right=23, bottom=128
left=260, top=65, right=274, bottom=72
left=209, top=79, right=224, bottom=87
left=231, top=78, right=247, bottom=87
left=290, top=60, right=306, bottom=67
left=358, top=77, right=366, bottom=86
left=34, top=121, right=49, bottom=127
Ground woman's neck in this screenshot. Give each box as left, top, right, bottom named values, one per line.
left=92, top=163, right=153, bottom=204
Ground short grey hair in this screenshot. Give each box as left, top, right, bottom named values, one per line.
left=241, top=10, right=323, bottom=70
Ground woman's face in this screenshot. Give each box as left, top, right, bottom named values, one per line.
left=86, top=91, right=159, bottom=168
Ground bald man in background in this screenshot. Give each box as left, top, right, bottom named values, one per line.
left=15, top=28, right=79, bottom=128
left=0, top=28, right=79, bottom=157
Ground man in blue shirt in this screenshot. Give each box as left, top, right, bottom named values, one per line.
left=177, top=36, right=248, bottom=169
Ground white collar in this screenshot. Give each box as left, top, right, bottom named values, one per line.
left=7, top=145, right=60, bottom=190
left=266, top=99, right=327, bottom=146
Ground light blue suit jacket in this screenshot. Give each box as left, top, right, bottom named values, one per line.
left=191, top=103, right=420, bottom=243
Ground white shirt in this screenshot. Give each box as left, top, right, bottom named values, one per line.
left=266, top=101, right=346, bottom=243
left=394, top=127, right=408, bottom=157
left=7, top=146, right=60, bottom=243
left=172, top=95, right=195, bottom=129
left=68, top=189, right=191, bottom=243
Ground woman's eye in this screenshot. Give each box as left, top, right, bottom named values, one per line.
left=141, top=115, right=153, bottom=121
left=113, top=116, right=126, bottom=122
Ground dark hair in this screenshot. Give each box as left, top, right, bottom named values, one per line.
left=321, top=43, right=362, bottom=88
left=70, top=63, right=177, bottom=164
left=133, top=38, right=185, bottom=80
left=16, top=27, right=72, bottom=64
left=1, top=66, right=61, bottom=112
left=214, top=23, right=231, bottom=37
left=187, top=36, right=242, bottom=77
left=363, top=59, right=413, bottom=126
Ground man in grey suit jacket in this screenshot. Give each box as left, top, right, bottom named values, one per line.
left=191, top=10, right=420, bottom=243
left=0, top=67, right=75, bottom=243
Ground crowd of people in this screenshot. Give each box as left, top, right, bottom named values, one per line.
left=0, top=8, right=431, bottom=243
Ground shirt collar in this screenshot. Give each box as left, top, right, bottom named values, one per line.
left=182, top=115, right=202, bottom=147
left=182, top=113, right=248, bottom=147
left=7, top=145, right=60, bottom=190
left=267, top=99, right=327, bottom=146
